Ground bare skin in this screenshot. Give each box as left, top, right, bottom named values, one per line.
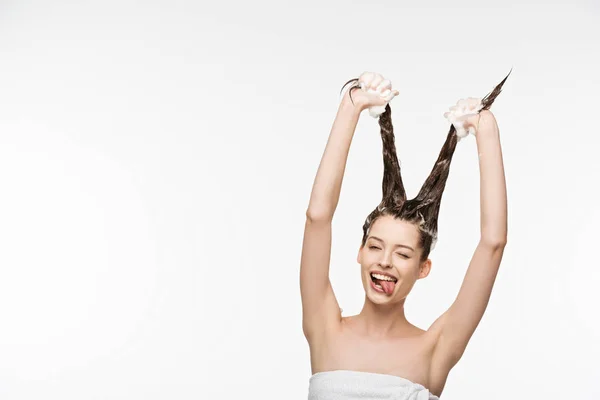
left=300, top=75, right=507, bottom=398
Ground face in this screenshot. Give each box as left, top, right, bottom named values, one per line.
left=357, top=215, right=432, bottom=305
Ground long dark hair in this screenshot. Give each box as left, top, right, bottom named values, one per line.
left=342, top=70, right=511, bottom=261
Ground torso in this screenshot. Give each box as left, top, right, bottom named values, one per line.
left=308, top=315, right=450, bottom=398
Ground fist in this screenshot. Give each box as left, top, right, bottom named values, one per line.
left=444, top=97, right=484, bottom=139
left=346, top=72, right=399, bottom=117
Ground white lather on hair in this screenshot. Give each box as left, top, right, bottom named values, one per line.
left=357, top=71, right=399, bottom=118
left=416, top=211, right=438, bottom=251
left=444, top=97, right=484, bottom=140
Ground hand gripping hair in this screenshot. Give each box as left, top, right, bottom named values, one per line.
left=345, top=69, right=512, bottom=262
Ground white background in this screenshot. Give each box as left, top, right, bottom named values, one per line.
left=1, top=0, right=599, bottom=399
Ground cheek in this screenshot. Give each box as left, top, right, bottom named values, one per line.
left=397, top=261, right=420, bottom=277
left=361, top=252, right=376, bottom=265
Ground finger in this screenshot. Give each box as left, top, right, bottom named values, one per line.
left=381, top=90, right=395, bottom=102
left=376, top=79, right=391, bottom=92
left=359, top=72, right=375, bottom=89
left=370, top=74, right=384, bottom=90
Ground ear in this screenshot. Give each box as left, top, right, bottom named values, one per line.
left=418, top=258, right=432, bottom=279
left=357, top=246, right=362, bottom=264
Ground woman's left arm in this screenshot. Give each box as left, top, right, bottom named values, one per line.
left=431, top=110, right=507, bottom=366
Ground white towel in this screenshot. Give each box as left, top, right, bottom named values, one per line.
left=308, top=370, right=440, bottom=400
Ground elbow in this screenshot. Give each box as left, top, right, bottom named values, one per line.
left=306, top=208, right=333, bottom=222
left=480, top=234, right=507, bottom=249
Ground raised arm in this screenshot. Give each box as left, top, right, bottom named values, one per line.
left=300, top=91, right=362, bottom=340
left=305, top=94, right=363, bottom=221
left=300, top=74, right=398, bottom=340
left=431, top=109, right=508, bottom=365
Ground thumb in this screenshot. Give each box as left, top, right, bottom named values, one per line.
left=381, top=90, right=399, bottom=103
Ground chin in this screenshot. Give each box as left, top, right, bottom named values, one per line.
left=367, top=293, right=394, bottom=305
left=367, top=294, right=390, bottom=304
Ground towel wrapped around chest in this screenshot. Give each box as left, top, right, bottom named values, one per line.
left=308, top=370, right=440, bottom=400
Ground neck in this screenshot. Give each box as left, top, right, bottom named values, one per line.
left=354, top=296, right=414, bottom=338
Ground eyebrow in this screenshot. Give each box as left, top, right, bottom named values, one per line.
left=368, top=236, right=415, bottom=252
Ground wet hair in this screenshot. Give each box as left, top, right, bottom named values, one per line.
left=342, top=70, right=512, bottom=262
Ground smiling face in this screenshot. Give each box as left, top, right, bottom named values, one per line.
left=357, top=214, right=432, bottom=305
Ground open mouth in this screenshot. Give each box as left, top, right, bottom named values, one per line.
left=370, top=272, right=397, bottom=295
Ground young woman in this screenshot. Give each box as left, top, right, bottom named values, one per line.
left=300, top=71, right=510, bottom=399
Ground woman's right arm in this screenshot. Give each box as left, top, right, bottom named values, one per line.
left=300, top=74, right=396, bottom=341
left=300, top=92, right=364, bottom=340
left=306, top=95, right=363, bottom=221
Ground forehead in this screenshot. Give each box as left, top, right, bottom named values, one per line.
left=369, top=215, right=420, bottom=246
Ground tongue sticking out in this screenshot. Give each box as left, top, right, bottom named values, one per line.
left=376, top=279, right=395, bottom=295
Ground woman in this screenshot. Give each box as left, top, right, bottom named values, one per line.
left=300, top=71, right=510, bottom=399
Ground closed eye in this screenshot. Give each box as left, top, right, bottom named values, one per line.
left=369, top=246, right=409, bottom=259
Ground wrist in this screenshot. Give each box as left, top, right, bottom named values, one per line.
left=340, top=96, right=364, bottom=116
left=476, top=110, right=499, bottom=136
left=479, top=109, right=495, bottom=120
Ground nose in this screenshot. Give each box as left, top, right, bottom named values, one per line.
left=378, top=252, right=393, bottom=268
